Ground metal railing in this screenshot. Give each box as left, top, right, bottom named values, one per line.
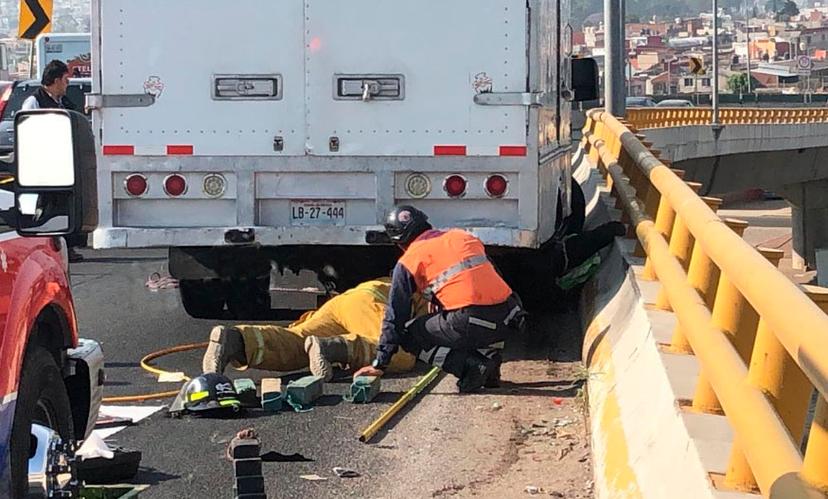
left=627, top=107, right=828, bottom=129
left=582, top=108, right=828, bottom=498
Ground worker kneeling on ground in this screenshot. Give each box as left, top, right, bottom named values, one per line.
left=202, top=279, right=427, bottom=380
left=354, top=206, right=525, bottom=393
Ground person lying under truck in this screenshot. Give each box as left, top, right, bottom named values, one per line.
left=353, top=206, right=526, bottom=393
left=202, top=278, right=428, bottom=380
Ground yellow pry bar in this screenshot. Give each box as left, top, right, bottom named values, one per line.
left=359, top=366, right=441, bottom=443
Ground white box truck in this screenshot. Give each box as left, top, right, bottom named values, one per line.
left=87, top=0, right=598, bottom=319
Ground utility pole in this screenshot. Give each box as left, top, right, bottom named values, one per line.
left=712, top=0, right=720, bottom=126
left=604, top=0, right=625, bottom=115
left=746, top=0, right=752, bottom=94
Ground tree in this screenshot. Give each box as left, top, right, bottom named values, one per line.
left=727, top=73, right=750, bottom=93
left=766, top=0, right=799, bottom=20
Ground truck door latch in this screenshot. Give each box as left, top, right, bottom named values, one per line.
left=335, top=74, right=405, bottom=101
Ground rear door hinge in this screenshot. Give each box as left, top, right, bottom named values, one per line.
left=473, top=92, right=550, bottom=107
left=85, top=93, right=156, bottom=110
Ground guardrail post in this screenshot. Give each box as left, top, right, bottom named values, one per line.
left=691, top=218, right=755, bottom=415
left=803, top=397, right=828, bottom=493
left=669, top=197, right=724, bottom=354
left=747, top=251, right=812, bottom=446
left=725, top=247, right=787, bottom=492
left=802, top=284, right=828, bottom=493
left=589, top=120, right=604, bottom=167
left=641, top=170, right=686, bottom=280
left=655, top=182, right=703, bottom=310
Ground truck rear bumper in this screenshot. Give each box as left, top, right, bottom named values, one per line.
left=92, top=226, right=540, bottom=249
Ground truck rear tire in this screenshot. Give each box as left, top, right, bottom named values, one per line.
left=180, top=279, right=227, bottom=319
left=10, top=346, right=74, bottom=498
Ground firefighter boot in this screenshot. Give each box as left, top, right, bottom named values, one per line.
left=444, top=350, right=499, bottom=393
left=305, top=336, right=349, bottom=382
left=484, top=351, right=503, bottom=388
left=202, top=326, right=246, bottom=374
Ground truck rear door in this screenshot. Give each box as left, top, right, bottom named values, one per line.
left=304, top=0, right=529, bottom=156
left=98, top=0, right=306, bottom=156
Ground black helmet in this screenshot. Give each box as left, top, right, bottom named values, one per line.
left=385, top=206, right=431, bottom=245
left=181, top=373, right=241, bottom=415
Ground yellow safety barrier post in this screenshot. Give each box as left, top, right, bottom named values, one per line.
left=655, top=182, right=702, bottom=310
left=801, top=285, right=828, bottom=492
left=747, top=249, right=812, bottom=443
left=692, top=219, right=753, bottom=414
left=724, top=247, right=785, bottom=492
left=669, top=197, right=723, bottom=354
left=803, top=397, right=828, bottom=493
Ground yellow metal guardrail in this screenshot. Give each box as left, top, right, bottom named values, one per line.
left=627, top=107, right=828, bottom=129
left=582, top=108, right=828, bottom=498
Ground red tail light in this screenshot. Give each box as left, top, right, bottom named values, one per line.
left=485, top=175, right=509, bottom=198
left=0, top=85, right=12, bottom=119
left=443, top=175, right=467, bottom=198
left=164, top=174, right=187, bottom=197
left=124, top=174, right=148, bottom=197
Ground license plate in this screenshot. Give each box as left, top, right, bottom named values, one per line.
left=290, top=200, right=346, bottom=226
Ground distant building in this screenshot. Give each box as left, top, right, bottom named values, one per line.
left=645, top=71, right=674, bottom=95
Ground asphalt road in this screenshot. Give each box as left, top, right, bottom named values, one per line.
left=71, top=248, right=591, bottom=498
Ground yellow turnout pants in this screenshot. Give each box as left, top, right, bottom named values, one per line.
left=234, top=279, right=419, bottom=373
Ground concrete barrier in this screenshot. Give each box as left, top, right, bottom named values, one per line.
left=578, top=163, right=760, bottom=499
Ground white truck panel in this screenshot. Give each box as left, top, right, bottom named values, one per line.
left=305, top=0, right=528, bottom=156
left=99, top=0, right=306, bottom=156
left=91, top=0, right=568, bottom=251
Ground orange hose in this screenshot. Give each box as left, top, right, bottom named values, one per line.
left=101, top=342, right=209, bottom=403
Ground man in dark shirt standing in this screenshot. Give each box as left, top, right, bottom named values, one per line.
left=22, top=60, right=84, bottom=261
left=22, top=60, right=76, bottom=111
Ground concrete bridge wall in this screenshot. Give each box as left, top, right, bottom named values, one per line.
left=643, top=124, right=828, bottom=269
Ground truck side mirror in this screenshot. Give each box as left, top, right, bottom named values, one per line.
left=13, top=110, right=98, bottom=236
left=571, top=58, right=600, bottom=102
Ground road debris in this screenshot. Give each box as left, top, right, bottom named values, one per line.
left=552, top=417, right=574, bottom=427
left=333, top=467, right=361, bottom=478
left=145, top=272, right=179, bottom=290
left=491, top=401, right=503, bottom=411
left=525, top=485, right=541, bottom=494
left=227, top=429, right=266, bottom=497
left=300, top=474, right=328, bottom=481
left=260, top=451, right=313, bottom=463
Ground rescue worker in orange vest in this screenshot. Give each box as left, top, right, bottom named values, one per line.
left=354, top=205, right=526, bottom=392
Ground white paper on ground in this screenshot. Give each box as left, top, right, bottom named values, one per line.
left=157, top=372, right=187, bottom=383
left=91, top=405, right=164, bottom=440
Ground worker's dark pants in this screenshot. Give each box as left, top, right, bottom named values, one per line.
left=401, top=294, right=524, bottom=378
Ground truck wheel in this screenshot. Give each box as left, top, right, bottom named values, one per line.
left=226, top=277, right=271, bottom=320
left=180, top=279, right=227, bottom=319
left=10, top=346, right=74, bottom=498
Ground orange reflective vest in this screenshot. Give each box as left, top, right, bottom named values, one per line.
left=399, top=229, right=512, bottom=310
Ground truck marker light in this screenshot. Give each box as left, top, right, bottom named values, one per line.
left=124, top=174, right=148, bottom=197
left=404, top=173, right=431, bottom=199
left=499, top=145, right=527, bottom=156
left=485, top=175, right=509, bottom=198
left=164, top=174, right=187, bottom=197
left=103, top=145, right=135, bottom=155
left=167, top=145, right=194, bottom=155
left=434, top=145, right=467, bottom=156
left=443, top=175, right=467, bottom=198
left=203, top=174, right=227, bottom=198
